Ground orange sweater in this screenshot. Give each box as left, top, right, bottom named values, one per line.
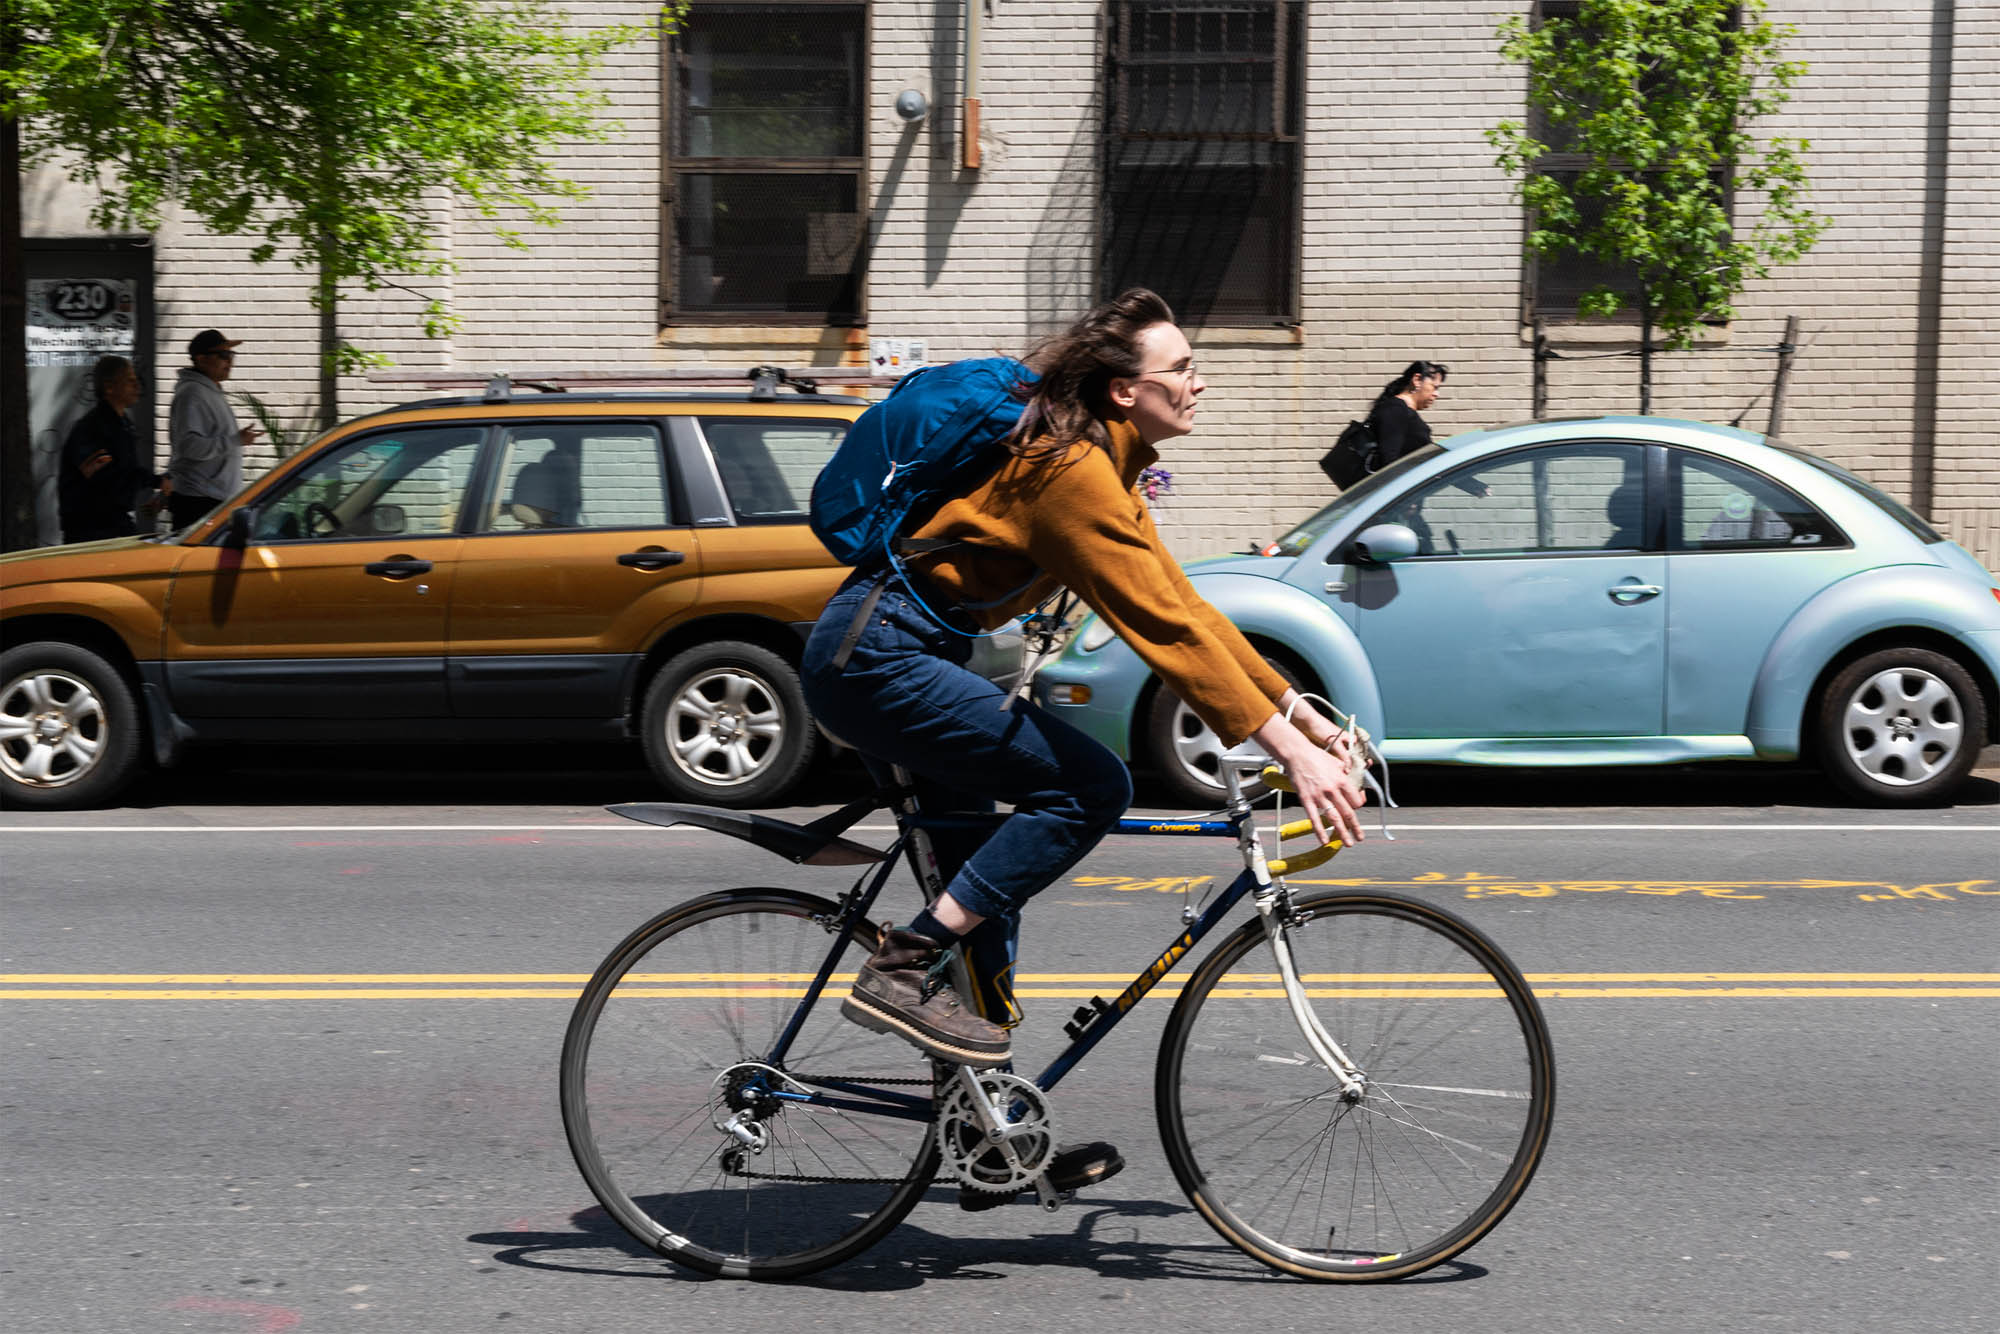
left=908, top=417, right=1290, bottom=747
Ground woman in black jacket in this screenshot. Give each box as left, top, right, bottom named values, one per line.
left=1369, top=360, right=1449, bottom=465
left=59, top=355, right=162, bottom=542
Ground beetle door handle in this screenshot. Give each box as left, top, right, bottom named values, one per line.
left=364, top=558, right=432, bottom=579
left=1607, top=582, right=1662, bottom=603
left=618, top=549, right=687, bottom=570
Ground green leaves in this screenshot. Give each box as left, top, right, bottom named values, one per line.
left=9, top=0, right=654, bottom=370
left=1487, top=0, right=1826, bottom=352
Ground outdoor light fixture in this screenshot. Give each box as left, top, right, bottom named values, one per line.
left=894, top=90, right=929, bottom=123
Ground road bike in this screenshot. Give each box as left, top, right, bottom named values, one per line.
left=559, top=758, right=1555, bottom=1281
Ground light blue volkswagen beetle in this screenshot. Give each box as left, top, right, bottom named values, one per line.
left=1033, top=417, right=2000, bottom=807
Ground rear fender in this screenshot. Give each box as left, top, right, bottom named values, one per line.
left=1746, top=565, right=2000, bottom=756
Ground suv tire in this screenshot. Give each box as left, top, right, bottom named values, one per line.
left=0, top=641, right=146, bottom=810
left=641, top=640, right=818, bottom=807
left=1814, top=646, right=1986, bottom=806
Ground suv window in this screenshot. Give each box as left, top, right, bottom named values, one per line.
left=1383, top=443, right=1647, bottom=557
left=252, top=426, right=484, bottom=541
left=483, top=424, right=671, bottom=532
left=698, top=417, right=848, bottom=524
left=1673, top=452, right=1841, bottom=551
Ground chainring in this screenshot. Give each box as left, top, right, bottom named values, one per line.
left=936, top=1071, right=1055, bottom=1194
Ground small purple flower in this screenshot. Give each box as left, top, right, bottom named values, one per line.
left=1139, top=466, right=1174, bottom=502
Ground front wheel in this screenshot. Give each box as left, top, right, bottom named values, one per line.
left=1814, top=647, right=1986, bottom=805
left=1157, top=891, right=1555, bottom=1282
left=560, top=890, right=940, bottom=1279
left=0, top=641, right=146, bottom=810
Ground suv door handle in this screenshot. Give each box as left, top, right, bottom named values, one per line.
left=364, top=558, right=432, bottom=579
left=618, top=549, right=687, bottom=570
left=1607, top=582, right=1662, bottom=603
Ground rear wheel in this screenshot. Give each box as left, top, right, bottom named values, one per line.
left=0, top=641, right=145, bottom=810
left=640, top=640, right=818, bottom=807
left=1157, top=891, right=1555, bottom=1281
left=561, top=890, right=939, bottom=1279
left=1814, top=647, right=1985, bottom=805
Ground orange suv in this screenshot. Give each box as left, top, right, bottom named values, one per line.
left=0, top=373, right=864, bottom=809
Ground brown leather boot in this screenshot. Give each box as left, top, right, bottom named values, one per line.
left=841, top=928, right=1011, bottom=1067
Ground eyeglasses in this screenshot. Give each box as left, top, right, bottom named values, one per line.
left=1135, top=361, right=1198, bottom=381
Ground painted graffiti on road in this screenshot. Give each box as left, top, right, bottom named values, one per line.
left=1071, top=873, right=1998, bottom=903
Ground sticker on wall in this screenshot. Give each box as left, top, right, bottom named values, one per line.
left=869, top=337, right=929, bottom=378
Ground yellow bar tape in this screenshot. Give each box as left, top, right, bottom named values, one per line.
left=1259, top=765, right=1343, bottom=875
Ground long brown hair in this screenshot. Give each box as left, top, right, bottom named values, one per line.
left=1009, top=288, right=1175, bottom=456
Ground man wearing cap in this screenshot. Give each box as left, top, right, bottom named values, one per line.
left=167, top=329, right=262, bottom=529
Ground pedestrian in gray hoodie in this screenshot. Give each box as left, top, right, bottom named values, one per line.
left=167, top=329, right=261, bottom=529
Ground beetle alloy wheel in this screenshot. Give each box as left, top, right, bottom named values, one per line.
left=1838, top=664, right=1965, bottom=789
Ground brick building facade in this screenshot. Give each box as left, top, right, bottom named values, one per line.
left=24, top=1, right=1997, bottom=563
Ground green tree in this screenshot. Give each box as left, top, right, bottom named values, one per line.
left=4, top=1, right=651, bottom=539
left=1488, top=0, right=1826, bottom=412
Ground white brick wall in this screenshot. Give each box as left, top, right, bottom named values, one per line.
left=24, top=0, right=1998, bottom=565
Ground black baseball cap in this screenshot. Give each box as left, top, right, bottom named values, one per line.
left=188, top=329, right=243, bottom=358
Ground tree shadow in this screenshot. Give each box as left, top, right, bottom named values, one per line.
left=468, top=1191, right=1488, bottom=1289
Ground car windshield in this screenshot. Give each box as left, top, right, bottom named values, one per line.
left=1775, top=445, right=1944, bottom=543
left=1266, top=444, right=1444, bottom=557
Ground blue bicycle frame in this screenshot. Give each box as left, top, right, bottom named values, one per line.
left=752, top=801, right=1266, bottom=1124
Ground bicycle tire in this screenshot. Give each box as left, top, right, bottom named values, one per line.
left=561, top=888, right=941, bottom=1279
left=1156, top=890, right=1555, bottom=1281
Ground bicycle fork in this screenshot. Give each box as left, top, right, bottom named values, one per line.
left=1243, top=829, right=1369, bottom=1101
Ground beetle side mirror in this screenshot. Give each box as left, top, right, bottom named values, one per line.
left=220, top=507, right=257, bottom=549
left=1350, top=523, right=1419, bottom=566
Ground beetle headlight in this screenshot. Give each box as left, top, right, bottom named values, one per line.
left=1077, top=616, right=1116, bottom=653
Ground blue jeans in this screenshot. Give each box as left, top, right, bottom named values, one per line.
left=802, top=573, right=1133, bottom=1014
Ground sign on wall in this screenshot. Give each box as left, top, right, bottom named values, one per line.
left=27, top=278, right=140, bottom=546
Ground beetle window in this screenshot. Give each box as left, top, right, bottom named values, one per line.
left=1385, top=444, right=1648, bottom=557
left=1673, top=453, right=1838, bottom=551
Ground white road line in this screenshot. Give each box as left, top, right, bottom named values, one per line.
left=2, top=821, right=1996, bottom=834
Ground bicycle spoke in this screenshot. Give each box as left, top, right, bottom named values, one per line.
left=563, top=893, right=936, bottom=1277
left=1159, top=893, right=1553, bottom=1280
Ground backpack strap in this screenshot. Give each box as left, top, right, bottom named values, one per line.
left=829, top=577, right=889, bottom=671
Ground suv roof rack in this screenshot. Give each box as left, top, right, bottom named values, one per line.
left=368, top=367, right=896, bottom=403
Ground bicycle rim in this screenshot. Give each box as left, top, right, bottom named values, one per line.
left=1157, top=891, right=1555, bottom=1281
left=561, top=889, right=939, bottom=1279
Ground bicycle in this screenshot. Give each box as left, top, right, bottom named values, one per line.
left=559, top=756, right=1555, bottom=1282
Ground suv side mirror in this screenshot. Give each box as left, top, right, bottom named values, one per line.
left=220, top=507, right=257, bottom=549
left=1351, top=522, right=1419, bottom=566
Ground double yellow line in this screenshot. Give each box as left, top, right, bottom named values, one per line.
left=4, top=972, right=1997, bottom=1000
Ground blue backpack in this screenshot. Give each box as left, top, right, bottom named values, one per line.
left=809, top=356, right=1035, bottom=573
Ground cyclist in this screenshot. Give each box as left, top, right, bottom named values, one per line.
left=800, top=288, right=1367, bottom=1197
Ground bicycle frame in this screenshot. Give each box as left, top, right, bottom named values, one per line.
left=753, top=767, right=1366, bottom=1126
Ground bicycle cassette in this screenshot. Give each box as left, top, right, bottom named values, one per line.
left=936, top=1070, right=1055, bottom=1194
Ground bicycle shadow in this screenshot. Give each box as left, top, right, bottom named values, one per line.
left=467, top=1192, right=1488, bottom=1288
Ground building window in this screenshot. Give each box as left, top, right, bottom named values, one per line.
left=665, top=2, right=866, bottom=324
left=1522, top=0, right=1735, bottom=323
left=1104, top=0, right=1302, bottom=325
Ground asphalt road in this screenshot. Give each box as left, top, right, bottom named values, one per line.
left=3, top=751, right=1995, bottom=1333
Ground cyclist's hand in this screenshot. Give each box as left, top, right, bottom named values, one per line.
left=1277, top=692, right=1365, bottom=785
left=1253, top=713, right=1366, bottom=848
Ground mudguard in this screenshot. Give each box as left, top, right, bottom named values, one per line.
left=1746, top=565, right=2000, bottom=756
left=609, top=801, right=888, bottom=866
